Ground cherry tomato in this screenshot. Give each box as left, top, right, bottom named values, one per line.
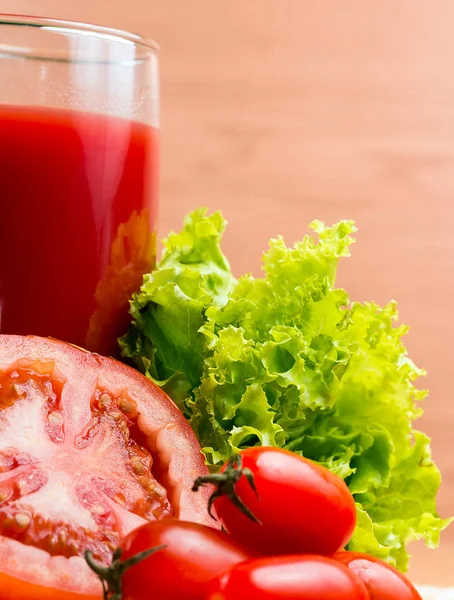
left=206, top=555, right=371, bottom=600
left=195, top=447, right=356, bottom=556
left=334, top=552, right=422, bottom=600
left=116, top=519, right=254, bottom=600
left=0, top=335, right=213, bottom=599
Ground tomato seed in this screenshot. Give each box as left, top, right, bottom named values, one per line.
left=48, top=411, right=63, bottom=425
left=98, top=393, right=112, bottom=410
left=15, top=513, right=31, bottom=529
left=58, top=530, right=67, bottom=546
left=118, top=422, right=130, bottom=441
left=114, top=493, right=126, bottom=505
left=132, top=461, right=147, bottom=476
left=91, top=504, right=108, bottom=515
left=118, top=398, right=136, bottom=415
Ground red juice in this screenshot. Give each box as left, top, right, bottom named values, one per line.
left=0, top=105, right=159, bottom=356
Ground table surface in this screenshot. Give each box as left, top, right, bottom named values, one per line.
left=3, top=0, right=454, bottom=586
left=419, top=588, right=454, bottom=600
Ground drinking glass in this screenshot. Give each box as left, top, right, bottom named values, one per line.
left=0, top=15, right=160, bottom=356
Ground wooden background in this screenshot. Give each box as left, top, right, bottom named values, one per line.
left=3, top=0, right=454, bottom=585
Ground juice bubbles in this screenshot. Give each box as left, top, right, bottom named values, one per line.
left=0, top=105, right=158, bottom=356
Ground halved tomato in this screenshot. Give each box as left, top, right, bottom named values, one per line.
left=0, top=335, right=212, bottom=599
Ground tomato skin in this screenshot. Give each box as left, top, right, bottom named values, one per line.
left=121, top=520, right=255, bottom=600
left=334, top=552, right=422, bottom=600
left=214, top=447, right=356, bottom=556
left=206, top=555, right=371, bottom=600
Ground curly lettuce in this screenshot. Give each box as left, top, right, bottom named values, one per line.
left=120, top=208, right=450, bottom=571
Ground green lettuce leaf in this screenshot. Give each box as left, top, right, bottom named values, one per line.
left=120, top=208, right=235, bottom=410
left=120, top=208, right=450, bottom=570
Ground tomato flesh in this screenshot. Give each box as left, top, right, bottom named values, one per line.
left=0, top=335, right=212, bottom=599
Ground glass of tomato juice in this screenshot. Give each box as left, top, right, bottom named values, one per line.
left=0, top=15, right=159, bottom=356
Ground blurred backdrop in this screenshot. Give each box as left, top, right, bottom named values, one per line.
left=3, top=0, right=453, bottom=584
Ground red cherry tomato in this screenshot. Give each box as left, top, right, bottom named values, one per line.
left=334, top=552, right=422, bottom=600
left=197, top=447, right=356, bottom=556
left=119, top=520, right=255, bottom=600
left=206, top=555, right=371, bottom=600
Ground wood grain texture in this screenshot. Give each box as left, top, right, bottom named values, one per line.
left=2, top=0, right=453, bottom=585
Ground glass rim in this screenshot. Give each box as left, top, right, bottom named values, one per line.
left=0, top=14, right=160, bottom=61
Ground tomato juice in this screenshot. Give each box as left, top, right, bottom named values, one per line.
left=0, top=105, right=158, bottom=355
